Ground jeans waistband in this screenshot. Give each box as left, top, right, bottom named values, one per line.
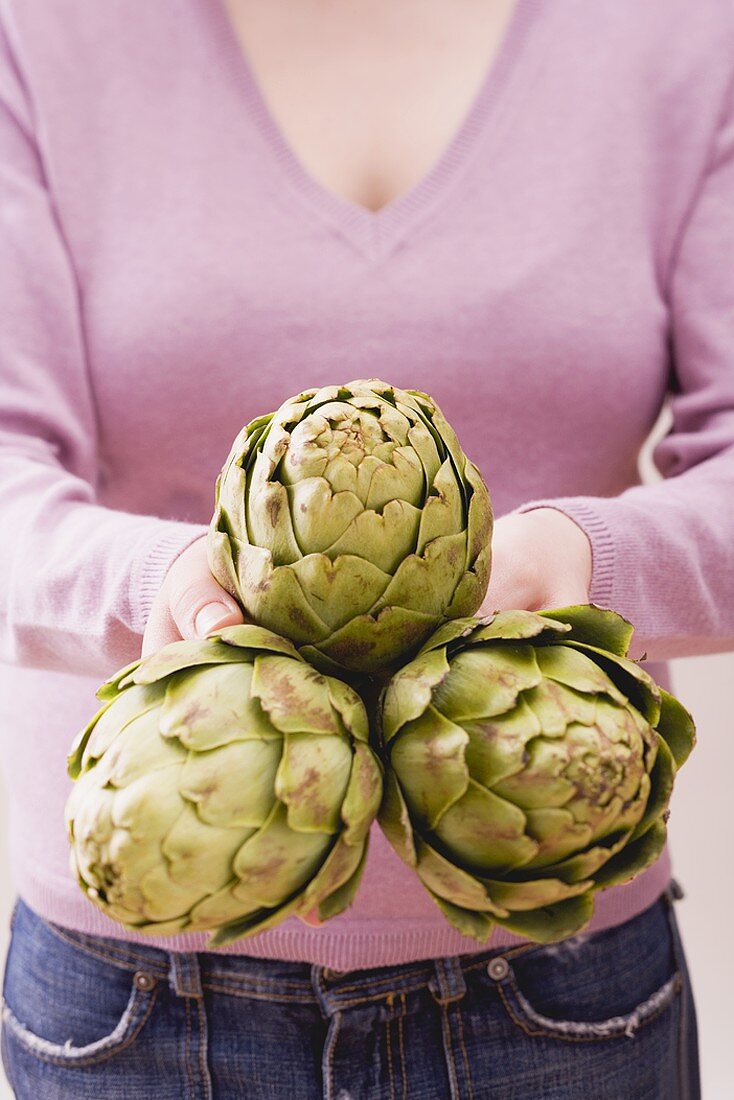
left=15, top=883, right=677, bottom=1015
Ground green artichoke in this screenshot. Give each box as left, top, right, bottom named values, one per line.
left=208, top=379, right=492, bottom=677
left=65, top=626, right=382, bottom=946
left=378, top=605, right=695, bottom=943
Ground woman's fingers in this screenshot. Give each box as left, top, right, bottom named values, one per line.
left=481, top=508, right=593, bottom=615
left=298, top=908, right=324, bottom=928
left=141, top=536, right=244, bottom=657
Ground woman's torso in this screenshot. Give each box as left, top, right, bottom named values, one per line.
left=0, top=0, right=728, bottom=964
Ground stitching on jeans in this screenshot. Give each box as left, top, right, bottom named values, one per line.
left=1, top=986, right=158, bottom=1068
left=385, top=1001, right=395, bottom=1100
left=41, top=921, right=167, bottom=976
left=321, top=976, right=432, bottom=1010
left=326, top=991, right=415, bottom=1011
left=196, top=997, right=213, bottom=1100
left=184, top=998, right=196, bottom=1100
left=397, top=996, right=408, bottom=1100
left=203, top=981, right=314, bottom=1004
left=440, top=1002, right=459, bottom=1100
left=325, top=966, right=430, bottom=997
left=204, top=970, right=310, bottom=991
left=496, top=975, right=681, bottom=1044
left=1, top=1012, right=18, bottom=1096
left=324, top=1010, right=341, bottom=1100
left=455, top=1002, right=474, bottom=1100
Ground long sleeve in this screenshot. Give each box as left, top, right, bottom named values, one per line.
left=517, top=73, right=734, bottom=663
left=0, top=21, right=206, bottom=677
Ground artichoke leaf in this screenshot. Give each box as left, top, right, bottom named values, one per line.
left=381, top=648, right=451, bottom=742
left=415, top=459, right=466, bottom=552
left=377, top=769, right=418, bottom=868
left=523, top=679, right=597, bottom=736
left=131, top=639, right=246, bottom=686
left=415, top=838, right=510, bottom=915
left=275, top=731, right=353, bottom=833
left=290, top=553, right=390, bottom=628
left=470, top=609, right=570, bottom=646
left=312, top=606, right=436, bottom=677
left=563, top=642, right=661, bottom=726
left=237, top=548, right=331, bottom=642
left=481, top=874, right=593, bottom=912
left=535, top=645, right=626, bottom=702
left=216, top=624, right=302, bottom=660
left=315, top=843, right=369, bottom=922
left=656, top=688, right=696, bottom=768
left=160, top=664, right=281, bottom=749
left=231, top=802, right=332, bottom=910
left=340, top=741, right=383, bottom=846
left=251, top=654, right=340, bottom=735
left=161, top=802, right=253, bottom=893
left=492, top=892, right=595, bottom=943
left=325, top=678, right=370, bottom=742
left=432, top=779, right=537, bottom=875
left=462, top=698, right=542, bottom=788
left=592, top=820, right=668, bottom=890
left=179, top=739, right=281, bottom=828
left=326, top=498, right=422, bottom=575
left=380, top=533, right=469, bottom=617
left=433, top=646, right=543, bottom=722
left=431, top=896, right=496, bottom=942
left=628, top=737, right=676, bottom=843
left=538, top=605, right=634, bottom=657
left=390, top=708, right=470, bottom=830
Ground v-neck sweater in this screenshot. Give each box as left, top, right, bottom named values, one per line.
left=1, top=0, right=733, bottom=969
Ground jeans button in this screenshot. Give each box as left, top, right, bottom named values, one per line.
left=322, top=967, right=348, bottom=981
left=487, top=956, right=509, bottom=981
left=134, top=970, right=157, bottom=991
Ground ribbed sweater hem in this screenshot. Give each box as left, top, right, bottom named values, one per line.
left=11, top=849, right=672, bottom=971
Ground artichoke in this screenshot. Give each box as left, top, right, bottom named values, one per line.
left=378, top=605, right=695, bottom=943
left=208, top=379, right=492, bottom=677
left=65, top=626, right=382, bottom=946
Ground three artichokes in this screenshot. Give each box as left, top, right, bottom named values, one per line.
left=66, top=378, right=695, bottom=947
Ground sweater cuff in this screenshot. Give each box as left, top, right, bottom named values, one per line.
left=512, top=497, right=616, bottom=608
left=129, top=522, right=209, bottom=634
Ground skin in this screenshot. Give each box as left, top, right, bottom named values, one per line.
left=143, top=0, right=593, bottom=923
left=221, top=0, right=519, bottom=212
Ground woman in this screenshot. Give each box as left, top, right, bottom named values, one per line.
left=1, top=0, right=729, bottom=1095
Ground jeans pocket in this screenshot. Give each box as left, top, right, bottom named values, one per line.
left=494, top=964, right=681, bottom=1042
left=487, top=896, right=683, bottom=1043
left=1, top=904, right=159, bottom=1069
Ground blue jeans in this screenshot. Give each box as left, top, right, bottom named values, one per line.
left=2, top=884, right=699, bottom=1099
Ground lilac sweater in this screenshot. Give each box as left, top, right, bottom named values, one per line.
left=1, top=0, right=733, bottom=969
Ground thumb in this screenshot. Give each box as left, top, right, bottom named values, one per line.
left=168, top=575, right=245, bottom=642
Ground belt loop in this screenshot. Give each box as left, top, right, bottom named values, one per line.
left=168, top=951, right=204, bottom=999
left=429, top=957, right=467, bottom=1005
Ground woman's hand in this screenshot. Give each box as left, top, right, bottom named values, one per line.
left=141, top=535, right=244, bottom=657
left=481, top=507, right=593, bottom=615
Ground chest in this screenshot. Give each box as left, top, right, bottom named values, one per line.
left=219, top=0, right=518, bottom=211
left=34, top=1, right=691, bottom=516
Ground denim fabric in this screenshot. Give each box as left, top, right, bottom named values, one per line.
left=1, top=883, right=699, bottom=1099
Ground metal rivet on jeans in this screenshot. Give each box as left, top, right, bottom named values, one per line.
left=487, top=956, right=509, bottom=981
left=322, top=967, right=348, bottom=982
left=134, top=971, right=156, bottom=991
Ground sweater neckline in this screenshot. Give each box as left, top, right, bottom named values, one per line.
left=204, top=0, right=541, bottom=257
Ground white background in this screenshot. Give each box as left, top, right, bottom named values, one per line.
left=1, top=419, right=733, bottom=1097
